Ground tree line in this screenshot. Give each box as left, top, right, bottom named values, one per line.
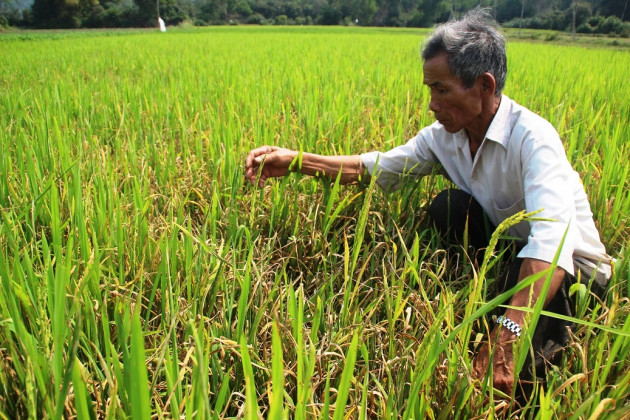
left=0, top=0, right=628, bottom=35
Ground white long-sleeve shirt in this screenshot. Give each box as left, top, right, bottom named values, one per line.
left=361, top=95, right=612, bottom=277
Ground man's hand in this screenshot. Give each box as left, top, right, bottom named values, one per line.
left=473, top=258, right=566, bottom=393
left=245, top=146, right=298, bottom=188
left=473, top=325, right=518, bottom=394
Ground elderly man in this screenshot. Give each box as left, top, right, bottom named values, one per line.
left=245, top=9, right=612, bottom=392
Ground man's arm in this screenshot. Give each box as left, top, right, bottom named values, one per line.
left=473, top=258, right=566, bottom=392
left=245, top=146, right=368, bottom=188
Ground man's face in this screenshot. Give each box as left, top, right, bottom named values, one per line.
left=423, top=53, right=484, bottom=133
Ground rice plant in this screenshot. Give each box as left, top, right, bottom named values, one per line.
left=0, top=25, right=628, bottom=418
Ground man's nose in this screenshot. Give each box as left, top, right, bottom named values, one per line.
left=429, top=97, right=440, bottom=113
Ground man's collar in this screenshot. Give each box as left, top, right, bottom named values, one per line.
left=484, top=95, right=512, bottom=149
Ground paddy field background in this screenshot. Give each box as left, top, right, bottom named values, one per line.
left=0, top=26, right=629, bottom=418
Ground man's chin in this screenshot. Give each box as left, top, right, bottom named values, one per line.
left=441, top=123, right=460, bottom=133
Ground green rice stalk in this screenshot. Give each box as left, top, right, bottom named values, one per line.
left=240, top=336, right=262, bottom=419
left=332, top=332, right=359, bottom=420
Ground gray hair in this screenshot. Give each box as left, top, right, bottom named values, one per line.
left=421, top=8, right=507, bottom=96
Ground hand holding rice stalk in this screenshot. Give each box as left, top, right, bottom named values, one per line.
left=245, top=146, right=299, bottom=187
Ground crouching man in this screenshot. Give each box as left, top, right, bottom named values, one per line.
left=244, top=8, right=612, bottom=394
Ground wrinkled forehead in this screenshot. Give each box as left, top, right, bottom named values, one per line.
left=422, top=54, right=460, bottom=86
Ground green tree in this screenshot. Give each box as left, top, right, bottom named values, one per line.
left=32, top=0, right=81, bottom=27
left=416, top=0, right=449, bottom=25
left=496, top=0, right=536, bottom=22
left=319, top=3, right=341, bottom=24
left=134, top=0, right=157, bottom=25
left=196, top=0, right=227, bottom=23
left=351, top=0, right=377, bottom=24
left=596, top=0, right=629, bottom=20
left=129, top=0, right=187, bottom=26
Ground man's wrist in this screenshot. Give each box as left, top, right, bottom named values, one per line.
left=496, top=315, right=522, bottom=337
left=287, top=150, right=302, bottom=172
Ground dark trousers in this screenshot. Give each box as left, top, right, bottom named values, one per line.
left=427, top=189, right=584, bottom=380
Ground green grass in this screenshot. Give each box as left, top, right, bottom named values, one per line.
left=504, top=27, right=630, bottom=49
left=0, top=25, right=628, bottom=418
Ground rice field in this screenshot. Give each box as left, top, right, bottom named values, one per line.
left=0, top=25, right=629, bottom=418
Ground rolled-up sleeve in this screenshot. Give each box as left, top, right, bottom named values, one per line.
left=360, top=130, right=438, bottom=191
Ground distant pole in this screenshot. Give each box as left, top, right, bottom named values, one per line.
left=519, top=0, right=526, bottom=34
left=572, top=0, right=576, bottom=41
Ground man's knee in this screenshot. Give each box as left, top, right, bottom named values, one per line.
left=428, top=188, right=475, bottom=236
left=428, top=188, right=495, bottom=253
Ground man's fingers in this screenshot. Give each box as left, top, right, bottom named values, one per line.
left=472, top=336, right=516, bottom=394
left=494, top=375, right=513, bottom=394
left=473, top=362, right=487, bottom=380
left=244, top=146, right=293, bottom=188
left=245, top=146, right=274, bottom=169
left=244, top=146, right=276, bottom=188
left=472, top=362, right=483, bottom=379
left=472, top=343, right=489, bottom=378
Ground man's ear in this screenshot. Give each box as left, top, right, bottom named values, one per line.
left=480, top=72, right=497, bottom=97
